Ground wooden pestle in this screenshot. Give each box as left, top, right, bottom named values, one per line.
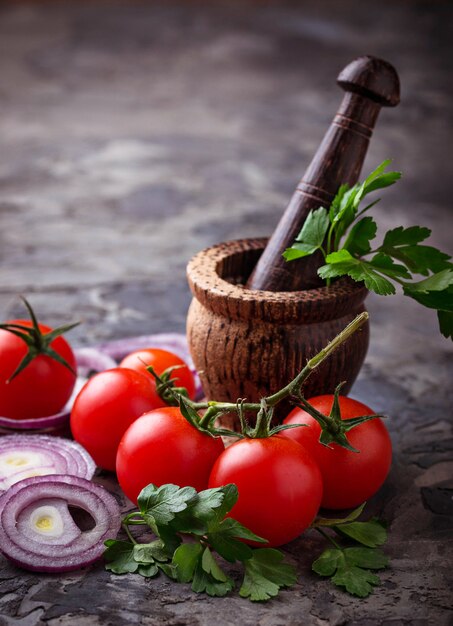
left=246, top=56, right=400, bottom=292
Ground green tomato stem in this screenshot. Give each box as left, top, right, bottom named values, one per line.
left=187, top=312, right=369, bottom=428
left=122, top=521, right=138, bottom=545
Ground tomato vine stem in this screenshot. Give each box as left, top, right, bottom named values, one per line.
left=146, top=312, right=369, bottom=440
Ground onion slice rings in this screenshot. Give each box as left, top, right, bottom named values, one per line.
left=0, top=435, right=95, bottom=492
left=0, top=475, right=121, bottom=572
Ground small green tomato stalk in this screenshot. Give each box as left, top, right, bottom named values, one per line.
left=147, top=311, right=382, bottom=450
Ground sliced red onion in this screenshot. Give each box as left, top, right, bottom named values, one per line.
left=16, top=498, right=82, bottom=545
left=0, top=435, right=95, bottom=492
left=0, top=475, right=121, bottom=572
left=0, top=348, right=116, bottom=432
left=96, top=333, right=203, bottom=399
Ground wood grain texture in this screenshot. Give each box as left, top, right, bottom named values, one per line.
left=246, top=56, right=400, bottom=291
left=187, top=238, right=369, bottom=426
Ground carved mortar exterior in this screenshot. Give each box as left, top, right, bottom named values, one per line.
left=186, top=238, right=369, bottom=422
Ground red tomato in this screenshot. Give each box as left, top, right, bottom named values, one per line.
left=208, top=437, right=323, bottom=547
left=71, top=368, right=163, bottom=471
left=119, top=348, right=195, bottom=399
left=282, top=396, right=392, bottom=509
left=116, top=407, right=224, bottom=504
left=0, top=321, right=77, bottom=420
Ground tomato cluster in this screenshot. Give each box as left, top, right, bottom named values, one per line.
left=0, top=306, right=392, bottom=550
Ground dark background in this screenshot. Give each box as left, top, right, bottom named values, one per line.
left=0, top=2, right=452, bottom=625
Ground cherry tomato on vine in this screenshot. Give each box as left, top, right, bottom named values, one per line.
left=116, top=407, right=224, bottom=504
left=208, top=436, right=323, bottom=547
left=282, top=395, right=392, bottom=510
left=71, top=368, right=164, bottom=471
left=119, top=348, right=195, bottom=399
left=0, top=320, right=77, bottom=420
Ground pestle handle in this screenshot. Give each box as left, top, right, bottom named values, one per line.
left=246, top=56, right=400, bottom=292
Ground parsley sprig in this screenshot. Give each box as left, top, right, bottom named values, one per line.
left=283, top=160, right=453, bottom=340
left=105, top=484, right=390, bottom=601
left=104, top=483, right=297, bottom=602
left=311, top=503, right=389, bottom=597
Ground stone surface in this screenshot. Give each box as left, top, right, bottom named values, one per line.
left=0, top=1, right=452, bottom=624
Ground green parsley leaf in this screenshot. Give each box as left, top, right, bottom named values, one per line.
left=404, top=285, right=453, bottom=338
left=104, top=540, right=138, bottom=574
left=133, top=540, right=168, bottom=563
left=239, top=548, right=297, bottom=602
left=157, top=562, right=177, bottom=579
left=330, top=186, right=358, bottom=234
left=295, top=207, right=330, bottom=247
left=335, top=519, right=387, bottom=548
left=403, top=269, right=453, bottom=293
left=403, top=285, right=453, bottom=311
left=368, top=252, right=412, bottom=279
left=172, top=542, right=203, bottom=583
left=190, top=487, right=228, bottom=520
left=137, top=563, right=159, bottom=578
left=283, top=207, right=329, bottom=260
left=438, top=310, right=453, bottom=339
left=207, top=517, right=266, bottom=563
left=153, top=524, right=182, bottom=555
left=208, top=484, right=238, bottom=524
left=329, top=161, right=399, bottom=246
left=320, top=251, right=396, bottom=295
left=380, top=227, right=452, bottom=275
left=329, top=183, right=350, bottom=222
left=382, top=225, right=431, bottom=247
left=363, top=170, right=401, bottom=194
left=342, top=216, right=377, bottom=256
left=313, top=546, right=388, bottom=597
left=283, top=242, right=321, bottom=261
left=167, top=485, right=238, bottom=536
left=137, top=483, right=197, bottom=524
left=202, top=547, right=229, bottom=582
left=192, top=551, right=234, bottom=597
left=313, top=503, right=366, bottom=527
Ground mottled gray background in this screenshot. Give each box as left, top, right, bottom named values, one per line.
left=0, top=1, right=452, bottom=625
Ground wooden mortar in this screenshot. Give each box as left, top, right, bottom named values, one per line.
left=186, top=238, right=369, bottom=425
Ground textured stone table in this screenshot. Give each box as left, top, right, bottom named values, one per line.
left=0, top=1, right=452, bottom=624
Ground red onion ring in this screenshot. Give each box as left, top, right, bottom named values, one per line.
left=0, top=435, right=95, bottom=492
left=96, top=333, right=203, bottom=399
left=0, top=475, right=121, bottom=572
left=0, top=348, right=116, bottom=433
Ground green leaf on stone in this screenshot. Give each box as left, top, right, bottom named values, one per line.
left=335, top=519, right=387, bottom=548
left=172, top=542, right=204, bottom=583
left=104, top=540, right=138, bottom=574
left=312, top=546, right=388, bottom=597
left=239, top=548, right=297, bottom=602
